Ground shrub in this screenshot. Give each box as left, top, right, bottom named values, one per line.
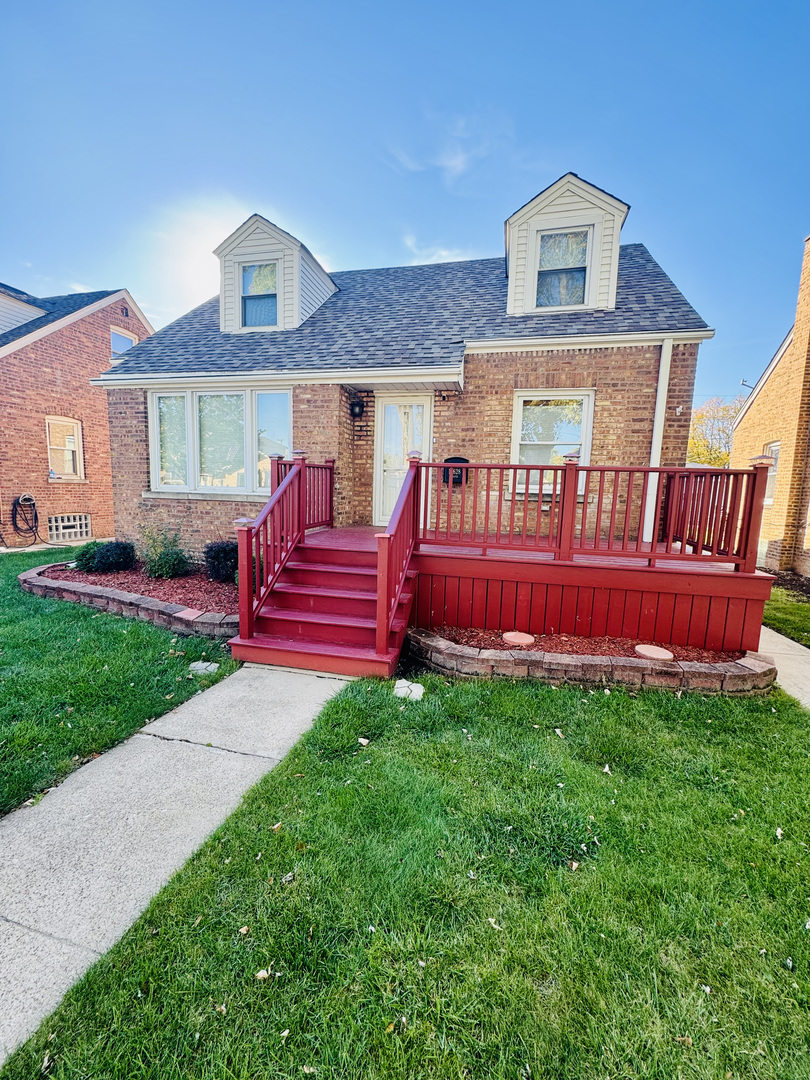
left=139, top=526, right=191, bottom=579
left=204, top=540, right=239, bottom=583
left=92, top=541, right=136, bottom=573
left=74, top=541, right=101, bottom=572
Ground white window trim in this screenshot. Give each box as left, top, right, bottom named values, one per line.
left=763, top=440, right=780, bottom=505
left=148, top=389, right=292, bottom=495
left=523, top=212, right=603, bottom=314
left=110, top=326, right=138, bottom=363
left=237, top=259, right=282, bottom=333
left=510, top=389, right=595, bottom=493
left=46, top=415, right=85, bottom=481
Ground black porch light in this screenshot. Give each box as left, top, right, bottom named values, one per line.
left=350, top=400, right=365, bottom=419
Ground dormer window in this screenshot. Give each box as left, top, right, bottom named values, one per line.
left=242, top=263, right=278, bottom=327
left=536, top=229, right=589, bottom=307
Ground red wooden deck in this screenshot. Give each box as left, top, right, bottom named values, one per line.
left=229, top=458, right=775, bottom=676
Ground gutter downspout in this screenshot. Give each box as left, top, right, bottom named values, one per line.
left=643, top=337, right=673, bottom=542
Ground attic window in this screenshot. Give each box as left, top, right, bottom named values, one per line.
left=111, top=328, right=136, bottom=359
left=242, top=264, right=278, bottom=327
left=536, top=230, right=589, bottom=307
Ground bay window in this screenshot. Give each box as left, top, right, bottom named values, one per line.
left=150, top=390, right=291, bottom=493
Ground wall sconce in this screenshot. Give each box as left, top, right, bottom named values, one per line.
left=350, top=400, right=365, bottom=419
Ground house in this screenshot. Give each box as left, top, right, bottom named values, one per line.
left=97, top=173, right=772, bottom=675
left=730, top=235, right=810, bottom=576
left=0, top=281, right=152, bottom=548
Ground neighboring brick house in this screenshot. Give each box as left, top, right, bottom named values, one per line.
left=731, top=235, right=810, bottom=575
left=97, top=174, right=712, bottom=552
left=0, top=282, right=152, bottom=547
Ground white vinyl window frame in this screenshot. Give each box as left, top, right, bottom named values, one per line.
left=509, top=389, right=595, bottom=495
left=237, top=259, right=282, bottom=332
left=763, top=440, right=780, bottom=505
left=110, top=326, right=138, bottom=362
left=148, top=389, right=292, bottom=495
left=46, top=415, right=85, bottom=481
left=523, top=212, right=603, bottom=313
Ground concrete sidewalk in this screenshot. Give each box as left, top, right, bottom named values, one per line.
left=0, top=665, right=345, bottom=1066
left=759, top=626, right=810, bottom=710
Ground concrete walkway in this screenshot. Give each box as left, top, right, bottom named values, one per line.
left=0, top=665, right=346, bottom=1067
left=758, top=626, right=810, bottom=710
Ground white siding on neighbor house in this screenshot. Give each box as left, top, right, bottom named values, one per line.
left=506, top=175, right=627, bottom=316
left=0, top=294, right=44, bottom=334
left=299, top=249, right=337, bottom=322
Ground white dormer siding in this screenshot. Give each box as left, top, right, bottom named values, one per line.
left=0, top=293, right=45, bottom=333
left=505, top=173, right=629, bottom=316
left=215, top=214, right=337, bottom=334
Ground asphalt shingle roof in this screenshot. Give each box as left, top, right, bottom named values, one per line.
left=0, top=288, right=118, bottom=352
left=104, top=245, right=709, bottom=379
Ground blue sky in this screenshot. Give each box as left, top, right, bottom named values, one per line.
left=2, top=0, right=809, bottom=404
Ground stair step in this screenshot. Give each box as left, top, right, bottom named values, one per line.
left=281, top=561, right=379, bottom=590
left=228, top=633, right=400, bottom=677
left=270, top=582, right=412, bottom=616
left=293, top=544, right=377, bottom=568
left=255, top=605, right=407, bottom=646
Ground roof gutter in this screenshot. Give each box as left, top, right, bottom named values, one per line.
left=464, top=328, right=714, bottom=354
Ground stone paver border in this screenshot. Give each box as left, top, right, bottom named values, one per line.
left=17, top=563, right=237, bottom=639
left=409, top=628, right=776, bottom=694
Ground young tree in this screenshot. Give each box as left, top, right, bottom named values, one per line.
left=687, top=395, right=747, bottom=466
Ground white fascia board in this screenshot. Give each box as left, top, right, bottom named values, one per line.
left=732, top=328, right=794, bottom=430
left=91, top=363, right=465, bottom=391
left=0, top=290, right=153, bottom=361
left=464, top=329, right=715, bottom=354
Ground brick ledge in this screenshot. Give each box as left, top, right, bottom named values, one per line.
left=17, top=564, right=238, bottom=639
left=408, top=628, right=776, bottom=694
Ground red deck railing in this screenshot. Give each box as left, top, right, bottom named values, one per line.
left=235, top=455, right=334, bottom=638
left=415, top=460, right=770, bottom=571
left=375, top=453, right=420, bottom=655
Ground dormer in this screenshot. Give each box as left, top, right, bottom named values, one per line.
left=505, top=173, right=629, bottom=316
left=0, top=283, right=46, bottom=334
left=214, top=214, right=337, bottom=334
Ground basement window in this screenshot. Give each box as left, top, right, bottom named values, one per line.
left=48, top=513, right=92, bottom=542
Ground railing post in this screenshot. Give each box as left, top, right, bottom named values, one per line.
left=742, top=460, right=771, bottom=573
left=376, top=532, right=391, bottom=655
left=292, top=450, right=307, bottom=537
left=269, top=454, right=283, bottom=493
left=234, top=520, right=255, bottom=639
left=325, top=457, right=336, bottom=527
left=407, top=451, right=421, bottom=545
left=558, top=458, right=579, bottom=561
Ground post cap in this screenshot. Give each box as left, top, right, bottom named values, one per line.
left=407, top=450, right=422, bottom=461
left=749, top=455, right=775, bottom=467
left=292, top=449, right=307, bottom=458
left=563, top=452, right=581, bottom=464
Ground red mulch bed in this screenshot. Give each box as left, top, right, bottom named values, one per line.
left=433, top=625, right=742, bottom=663
left=45, top=563, right=238, bottom=614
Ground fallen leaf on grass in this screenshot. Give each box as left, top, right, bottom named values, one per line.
left=487, top=918, right=503, bottom=930
left=256, top=970, right=270, bottom=980
left=302, top=1066, right=317, bottom=1074
left=569, top=861, right=580, bottom=871
left=214, top=1002, right=226, bottom=1014
left=776, top=827, right=784, bottom=841
left=272, top=822, right=282, bottom=832
left=358, top=737, right=370, bottom=746
left=674, top=1036, right=693, bottom=1047
left=280, top=1029, right=290, bottom=1039
left=239, top=926, right=249, bottom=935
left=554, top=728, right=564, bottom=739
left=193, top=915, right=202, bottom=927
left=281, top=872, right=295, bottom=885
left=603, top=764, right=612, bottom=775
left=701, top=984, right=711, bottom=994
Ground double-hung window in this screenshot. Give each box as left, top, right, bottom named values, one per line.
left=536, top=229, right=589, bottom=308
left=241, top=263, right=278, bottom=327
left=47, top=417, right=84, bottom=480
left=151, top=390, right=291, bottom=493
left=764, top=441, right=780, bottom=503
left=510, top=390, right=594, bottom=492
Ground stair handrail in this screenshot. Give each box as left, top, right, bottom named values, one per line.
left=235, top=457, right=305, bottom=640
left=376, top=453, right=420, bottom=655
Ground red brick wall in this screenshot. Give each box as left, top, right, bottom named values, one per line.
left=107, top=341, right=698, bottom=550
left=0, top=298, right=151, bottom=547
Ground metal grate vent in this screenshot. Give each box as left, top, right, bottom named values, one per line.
left=47, top=513, right=92, bottom=542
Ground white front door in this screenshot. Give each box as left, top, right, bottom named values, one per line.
left=373, top=393, right=432, bottom=527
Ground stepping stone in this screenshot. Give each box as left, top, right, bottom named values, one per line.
left=635, top=644, right=674, bottom=661
left=503, top=631, right=535, bottom=646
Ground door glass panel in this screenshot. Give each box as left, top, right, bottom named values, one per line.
left=381, top=402, right=424, bottom=520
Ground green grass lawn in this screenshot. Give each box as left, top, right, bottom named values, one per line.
left=4, top=676, right=809, bottom=1079
left=763, top=586, right=810, bottom=647
left=0, top=547, right=238, bottom=815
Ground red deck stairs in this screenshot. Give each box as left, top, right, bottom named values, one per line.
left=229, top=537, right=415, bottom=677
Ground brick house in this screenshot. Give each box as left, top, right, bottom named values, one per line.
left=98, top=173, right=713, bottom=552
left=0, top=282, right=152, bottom=548
left=730, top=235, right=810, bottom=576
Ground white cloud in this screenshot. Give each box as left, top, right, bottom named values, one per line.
left=388, top=108, right=514, bottom=188
left=403, top=234, right=480, bottom=265
left=68, top=281, right=93, bottom=293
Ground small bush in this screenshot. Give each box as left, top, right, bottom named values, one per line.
left=140, top=526, right=191, bottom=579
left=204, top=540, right=239, bottom=583
left=74, top=541, right=101, bottom=572
left=92, top=541, right=136, bottom=573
